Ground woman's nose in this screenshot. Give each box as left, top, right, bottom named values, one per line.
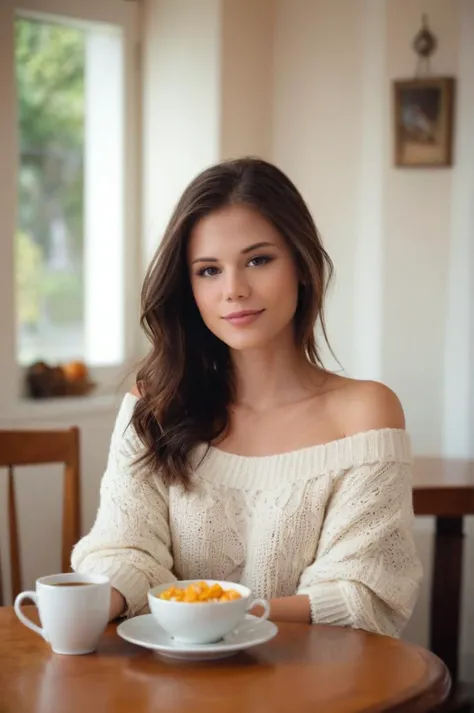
left=223, top=269, right=250, bottom=302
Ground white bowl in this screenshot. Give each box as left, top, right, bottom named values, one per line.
left=148, top=580, right=267, bottom=645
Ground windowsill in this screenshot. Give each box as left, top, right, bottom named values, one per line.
left=2, top=390, right=124, bottom=423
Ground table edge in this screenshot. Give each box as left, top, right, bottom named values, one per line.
left=364, top=646, right=451, bottom=713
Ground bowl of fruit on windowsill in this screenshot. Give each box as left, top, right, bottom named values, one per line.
left=25, top=360, right=96, bottom=399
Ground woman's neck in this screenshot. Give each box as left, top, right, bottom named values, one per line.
left=231, top=335, right=325, bottom=412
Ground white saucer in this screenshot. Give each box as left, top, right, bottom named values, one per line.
left=116, top=614, right=278, bottom=661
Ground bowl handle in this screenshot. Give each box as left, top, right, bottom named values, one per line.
left=232, top=598, right=271, bottom=637
left=248, top=598, right=270, bottom=621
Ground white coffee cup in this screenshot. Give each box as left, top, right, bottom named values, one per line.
left=14, top=573, right=111, bottom=655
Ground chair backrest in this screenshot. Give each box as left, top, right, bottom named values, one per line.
left=0, top=427, right=81, bottom=605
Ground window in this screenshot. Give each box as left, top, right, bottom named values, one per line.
left=13, top=6, right=135, bottom=369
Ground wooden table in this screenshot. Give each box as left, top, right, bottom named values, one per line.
left=0, top=606, right=449, bottom=713
left=413, top=457, right=474, bottom=701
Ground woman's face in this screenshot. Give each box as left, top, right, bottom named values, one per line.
left=187, top=204, right=299, bottom=351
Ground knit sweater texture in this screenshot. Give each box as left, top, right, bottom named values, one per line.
left=72, top=394, right=422, bottom=636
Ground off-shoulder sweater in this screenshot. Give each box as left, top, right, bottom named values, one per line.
left=71, top=393, right=422, bottom=636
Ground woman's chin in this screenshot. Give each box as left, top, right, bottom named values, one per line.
left=208, top=318, right=296, bottom=353
left=218, top=330, right=281, bottom=352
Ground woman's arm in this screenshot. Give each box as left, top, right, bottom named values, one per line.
left=293, top=383, right=422, bottom=636
left=261, top=466, right=421, bottom=631
left=294, top=457, right=422, bottom=636
left=71, top=393, right=176, bottom=620
left=256, top=382, right=421, bottom=632
left=110, top=588, right=126, bottom=620
left=251, top=595, right=311, bottom=624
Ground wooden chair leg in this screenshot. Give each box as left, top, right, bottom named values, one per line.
left=8, top=466, right=22, bottom=601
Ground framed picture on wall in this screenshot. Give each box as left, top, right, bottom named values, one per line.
left=393, top=76, right=455, bottom=167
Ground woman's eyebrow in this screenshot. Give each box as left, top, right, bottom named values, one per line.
left=191, top=241, right=276, bottom=265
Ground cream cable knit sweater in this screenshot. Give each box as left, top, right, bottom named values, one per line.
left=72, top=394, right=422, bottom=636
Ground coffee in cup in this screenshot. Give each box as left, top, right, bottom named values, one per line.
left=14, top=573, right=111, bottom=655
left=50, top=582, right=93, bottom=587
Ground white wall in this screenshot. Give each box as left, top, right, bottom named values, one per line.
left=442, top=0, right=474, bottom=459
left=220, top=0, right=274, bottom=160
left=141, top=0, right=222, bottom=265
left=273, top=0, right=474, bottom=680
left=140, top=0, right=275, bottom=267
left=273, top=0, right=365, bottom=371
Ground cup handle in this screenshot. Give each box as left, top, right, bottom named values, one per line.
left=14, top=591, right=46, bottom=640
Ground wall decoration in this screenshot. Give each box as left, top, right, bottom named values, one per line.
left=393, top=14, right=455, bottom=168
left=393, top=76, right=455, bottom=167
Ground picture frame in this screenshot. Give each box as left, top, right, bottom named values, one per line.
left=393, top=76, right=455, bottom=167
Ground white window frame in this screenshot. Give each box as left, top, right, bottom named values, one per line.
left=0, top=0, right=142, bottom=420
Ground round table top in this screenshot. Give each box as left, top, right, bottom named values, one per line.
left=0, top=606, right=449, bottom=713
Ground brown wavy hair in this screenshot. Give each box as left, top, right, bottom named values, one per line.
left=132, top=157, right=334, bottom=488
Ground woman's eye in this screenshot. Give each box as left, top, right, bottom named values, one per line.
left=196, top=256, right=273, bottom=276
left=248, top=255, right=273, bottom=267
left=197, top=266, right=220, bottom=277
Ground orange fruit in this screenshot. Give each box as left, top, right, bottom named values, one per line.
left=63, top=361, right=88, bottom=382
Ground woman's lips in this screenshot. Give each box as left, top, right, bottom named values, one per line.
left=223, top=309, right=265, bottom=326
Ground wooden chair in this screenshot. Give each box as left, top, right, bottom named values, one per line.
left=0, top=427, right=81, bottom=605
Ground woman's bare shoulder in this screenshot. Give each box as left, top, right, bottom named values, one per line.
left=324, top=375, right=405, bottom=436
left=129, top=383, right=142, bottom=399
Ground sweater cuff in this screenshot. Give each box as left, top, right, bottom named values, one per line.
left=298, top=581, right=353, bottom=627
left=74, top=558, right=149, bottom=618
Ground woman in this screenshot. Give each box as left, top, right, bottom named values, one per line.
left=72, top=157, right=422, bottom=636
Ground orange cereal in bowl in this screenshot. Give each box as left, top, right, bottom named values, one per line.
left=157, top=581, right=242, bottom=603
left=147, top=579, right=269, bottom=645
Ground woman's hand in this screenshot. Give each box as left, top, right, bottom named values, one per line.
left=109, top=587, right=126, bottom=621
left=251, top=595, right=311, bottom=624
